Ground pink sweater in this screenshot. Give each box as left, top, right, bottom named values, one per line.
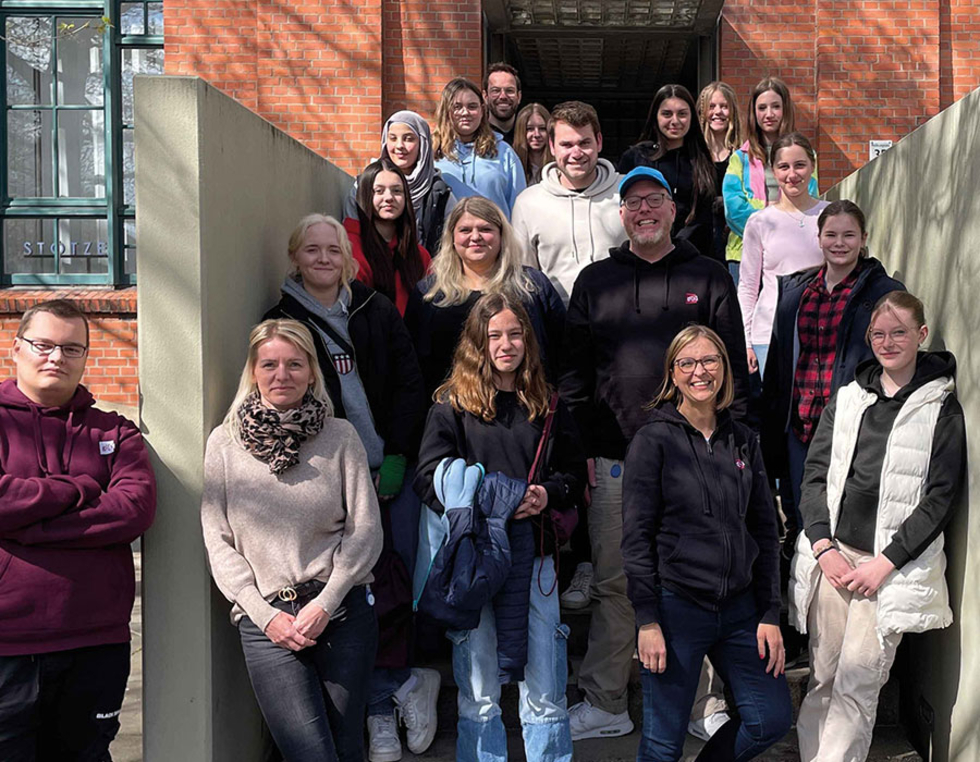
left=737, top=201, right=829, bottom=347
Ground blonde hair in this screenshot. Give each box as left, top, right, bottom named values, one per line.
left=425, top=196, right=533, bottom=307
left=435, top=294, right=550, bottom=421
left=647, top=324, right=735, bottom=411
left=432, top=78, right=499, bottom=162
left=867, top=291, right=925, bottom=346
left=697, top=81, right=744, bottom=152
left=223, top=319, right=333, bottom=444
left=287, top=213, right=359, bottom=298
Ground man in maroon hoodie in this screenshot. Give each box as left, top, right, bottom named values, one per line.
left=0, top=299, right=156, bottom=761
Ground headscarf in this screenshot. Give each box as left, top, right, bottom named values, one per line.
left=381, top=110, right=435, bottom=212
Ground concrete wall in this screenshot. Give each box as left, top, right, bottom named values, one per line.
left=826, top=86, right=980, bottom=762
left=135, top=75, right=352, bottom=762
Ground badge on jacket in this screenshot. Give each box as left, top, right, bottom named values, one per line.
left=332, top=353, right=354, bottom=375
left=686, top=293, right=699, bottom=305
left=99, top=440, right=116, bottom=455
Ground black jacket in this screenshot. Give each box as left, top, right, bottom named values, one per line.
left=618, top=142, right=715, bottom=262
left=405, top=267, right=566, bottom=401
left=622, top=404, right=781, bottom=626
left=419, top=173, right=454, bottom=253
left=265, top=280, right=426, bottom=457
left=800, top=351, right=966, bottom=568
left=560, top=238, right=750, bottom=459
left=415, top=392, right=587, bottom=557
left=761, top=257, right=904, bottom=473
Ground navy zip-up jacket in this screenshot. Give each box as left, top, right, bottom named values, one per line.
left=622, top=403, right=781, bottom=627
left=761, top=257, right=903, bottom=474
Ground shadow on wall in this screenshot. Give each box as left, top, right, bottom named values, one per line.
left=826, top=86, right=980, bottom=762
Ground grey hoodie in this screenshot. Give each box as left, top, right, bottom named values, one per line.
left=511, top=158, right=627, bottom=305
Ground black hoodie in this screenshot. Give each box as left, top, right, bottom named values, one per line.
left=622, top=403, right=781, bottom=626
left=560, top=238, right=750, bottom=459
left=800, top=351, right=966, bottom=568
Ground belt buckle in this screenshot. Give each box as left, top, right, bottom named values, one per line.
left=278, top=586, right=298, bottom=602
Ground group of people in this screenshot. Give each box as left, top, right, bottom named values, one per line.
left=0, top=64, right=965, bottom=762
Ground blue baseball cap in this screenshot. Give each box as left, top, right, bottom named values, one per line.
left=619, top=166, right=672, bottom=198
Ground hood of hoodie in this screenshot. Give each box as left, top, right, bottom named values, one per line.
left=855, top=350, right=956, bottom=400
left=539, top=158, right=620, bottom=199
left=0, top=378, right=95, bottom=476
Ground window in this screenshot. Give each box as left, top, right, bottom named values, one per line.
left=1, top=0, right=163, bottom=285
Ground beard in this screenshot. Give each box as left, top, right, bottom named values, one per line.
left=628, top=220, right=670, bottom=248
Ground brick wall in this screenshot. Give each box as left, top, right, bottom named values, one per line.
left=0, top=290, right=139, bottom=408
left=165, top=0, right=482, bottom=175
left=720, top=0, right=980, bottom=188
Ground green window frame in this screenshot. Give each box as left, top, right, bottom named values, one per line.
left=1, top=0, right=163, bottom=286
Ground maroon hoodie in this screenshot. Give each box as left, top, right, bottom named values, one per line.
left=0, top=379, right=156, bottom=656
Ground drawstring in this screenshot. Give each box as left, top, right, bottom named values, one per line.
left=662, top=258, right=671, bottom=311
left=569, top=198, right=580, bottom=263
left=62, top=409, right=77, bottom=469
left=685, top=432, right=712, bottom=515
left=634, top=261, right=641, bottom=314
left=31, top=407, right=49, bottom=475
left=587, top=196, right=596, bottom=262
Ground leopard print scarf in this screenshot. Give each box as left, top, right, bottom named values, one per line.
left=238, top=391, right=327, bottom=475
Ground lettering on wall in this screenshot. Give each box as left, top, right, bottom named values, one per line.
left=21, top=241, right=110, bottom=257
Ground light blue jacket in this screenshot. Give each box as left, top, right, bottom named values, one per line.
left=435, top=135, right=526, bottom=218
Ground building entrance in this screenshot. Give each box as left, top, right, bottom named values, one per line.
left=482, top=0, right=723, bottom=160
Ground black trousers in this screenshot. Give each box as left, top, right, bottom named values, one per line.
left=0, top=642, right=130, bottom=762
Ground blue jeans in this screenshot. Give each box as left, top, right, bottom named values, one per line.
left=728, top=260, right=740, bottom=287
left=638, top=590, right=791, bottom=762
left=369, top=466, right=421, bottom=717
left=448, top=556, right=572, bottom=762
left=239, top=583, right=378, bottom=762
left=751, top=343, right=769, bottom=383
left=785, top=430, right=810, bottom=534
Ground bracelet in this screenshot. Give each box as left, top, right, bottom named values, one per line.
left=814, top=544, right=837, bottom=560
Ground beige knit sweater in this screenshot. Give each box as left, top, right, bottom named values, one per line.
left=201, top=417, right=382, bottom=631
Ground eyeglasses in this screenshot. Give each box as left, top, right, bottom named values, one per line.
left=868, top=328, right=912, bottom=345
left=487, top=87, right=518, bottom=97
left=452, top=102, right=482, bottom=114
left=20, top=337, right=88, bottom=358
left=673, top=355, right=721, bottom=374
left=622, top=192, right=669, bottom=211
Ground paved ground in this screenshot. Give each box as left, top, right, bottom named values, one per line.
left=109, top=552, right=922, bottom=761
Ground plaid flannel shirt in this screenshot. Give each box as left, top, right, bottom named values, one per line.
left=791, top=262, right=863, bottom=442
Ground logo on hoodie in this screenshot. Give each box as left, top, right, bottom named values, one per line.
left=735, top=458, right=745, bottom=470
left=332, top=352, right=353, bottom=375
left=685, top=293, right=699, bottom=305
left=99, top=440, right=116, bottom=455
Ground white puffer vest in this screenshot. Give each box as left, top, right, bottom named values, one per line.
left=789, top=375, right=955, bottom=640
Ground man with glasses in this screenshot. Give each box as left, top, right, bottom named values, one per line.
left=512, top=100, right=627, bottom=305
left=0, top=299, right=156, bottom=760
left=483, top=62, right=522, bottom=144
left=561, top=167, right=749, bottom=741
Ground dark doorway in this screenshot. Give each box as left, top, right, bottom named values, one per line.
left=484, top=0, right=722, bottom=163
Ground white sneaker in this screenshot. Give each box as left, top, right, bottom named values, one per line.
left=367, top=714, right=402, bottom=762
left=393, top=667, right=440, bottom=754
left=568, top=699, right=634, bottom=741
left=688, top=710, right=732, bottom=741
left=560, top=562, right=594, bottom=610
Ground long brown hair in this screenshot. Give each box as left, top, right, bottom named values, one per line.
left=647, top=324, right=735, bottom=411
left=354, top=159, right=426, bottom=303
left=747, top=77, right=796, bottom=163
left=435, top=293, right=550, bottom=422
left=513, top=103, right=554, bottom=184
left=637, top=84, right=716, bottom=224
left=433, top=78, right=498, bottom=162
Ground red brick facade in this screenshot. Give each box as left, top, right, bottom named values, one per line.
left=0, top=290, right=138, bottom=408
left=719, top=0, right=980, bottom=187
left=164, top=0, right=481, bottom=174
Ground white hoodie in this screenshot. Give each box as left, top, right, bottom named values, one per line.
left=511, top=158, right=627, bottom=305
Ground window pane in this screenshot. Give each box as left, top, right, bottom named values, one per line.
left=120, top=3, right=145, bottom=34
left=56, top=17, right=104, bottom=106
left=148, top=3, right=164, bottom=35
left=7, top=110, right=54, bottom=197
left=58, top=109, right=105, bottom=198
left=124, top=218, right=137, bottom=275
left=5, top=17, right=53, bottom=105
left=59, top=218, right=109, bottom=275
left=3, top=217, right=57, bottom=275
left=121, top=48, right=165, bottom=124
left=123, top=128, right=135, bottom=205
